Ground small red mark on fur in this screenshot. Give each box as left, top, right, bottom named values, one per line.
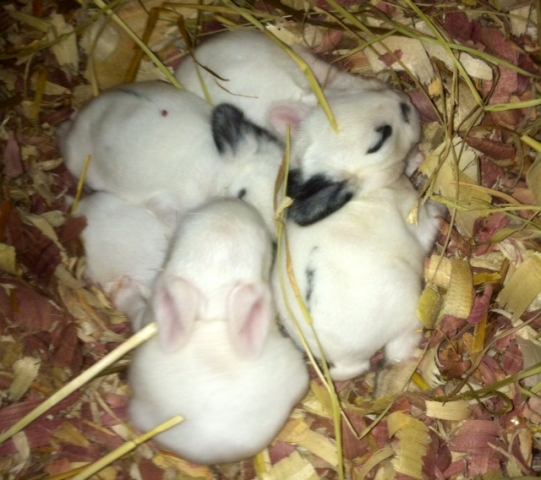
left=161, top=110, right=168, bottom=117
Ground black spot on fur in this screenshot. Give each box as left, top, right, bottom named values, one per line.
left=400, top=102, right=411, bottom=124
left=237, top=188, right=247, bottom=200
left=212, top=104, right=244, bottom=154
left=366, top=124, right=393, bottom=154
left=305, top=267, right=315, bottom=307
left=287, top=170, right=354, bottom=226
left=305, top=247, right=318, bottom=310
left=212, top=103, right=278, bottom=154
left=286, top=169, right=304, bottom=198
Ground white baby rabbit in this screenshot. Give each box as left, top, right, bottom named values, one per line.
left=269, top=88, right=422, bottom=225
left=128, top=198, right=309, bottom=465
left=59, top=81, right=284, bottom=233
left=75, top=192, right=171, bottom=329
left=273, top=175, right=441, bottom=381
left=175, top=29, right=386, bottom=132
left=269, top=88, right=435, bottom=381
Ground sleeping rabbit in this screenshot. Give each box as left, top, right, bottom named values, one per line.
left=128, top=198, right=309, bottom=464
left=269, top=90, right=440, bottom=381
left=59, top=81, right=284, bottom=233
left=75, top=191, right=171, bottom=329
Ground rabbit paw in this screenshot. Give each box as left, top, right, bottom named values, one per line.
left=329, top=359, right=371, bottom=382
left=384, top=330, right=421, bottom=365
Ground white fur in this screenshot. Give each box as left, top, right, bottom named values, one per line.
left=59, top=81, right=284, bottom=234
left=175, top=29, right=386, bottom=133
left=272, top=176, right=441, bottom=381
left=75, top=192, right=171, bottom=329
left=128, top=198, right=309, bottom=464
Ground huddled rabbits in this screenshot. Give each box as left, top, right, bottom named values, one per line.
left=176, top=30, right=440, bottom=381
left=59, top=81, right=284, bottom=233
left=175, top=29, right=386, bottom=133
left=64, top=26, right=441, bottom=465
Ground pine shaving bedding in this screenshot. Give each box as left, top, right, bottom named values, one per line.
left=0, top=1, right=540, bottom=479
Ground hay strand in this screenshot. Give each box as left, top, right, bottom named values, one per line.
left=0, top=323, right=158, bottom=445
left=71, top=415, right=184, bottom=480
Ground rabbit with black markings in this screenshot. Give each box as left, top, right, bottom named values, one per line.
left=75, top=192, right=171, bottom=330
left=270, top=91, right=440, bottom=381
left=128, top=198, right=309, bottom=465
left=176, top=29, right=386, bottom=134
left=272, top=176, right=441, bottom=381
left=59, top=81, right=284, bottom=233
left=176, top=30, right=426, bottom=178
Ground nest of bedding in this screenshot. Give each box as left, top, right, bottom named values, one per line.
left=0, top=0, right=541, bottom=479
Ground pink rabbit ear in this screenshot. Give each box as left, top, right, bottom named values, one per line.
left=228, top=283, right=273, bottom=358
left=267, top=102, right=312, bottom=137
left=111, top=276, right=149, bottom=331
left=153, top=277, right=202, bottom=352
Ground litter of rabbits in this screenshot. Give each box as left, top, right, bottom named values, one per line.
left=1, top=1, right=540, bottom=479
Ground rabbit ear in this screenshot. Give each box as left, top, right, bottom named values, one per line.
left=287, top=170, right=355, bottom=226
left=267, top=102, right=312, bottom=137
left=228, top=283, right=273, bottom=358
left=111, top=276, right=149, bottom=332
left=153, top=277, right=202, bottom=352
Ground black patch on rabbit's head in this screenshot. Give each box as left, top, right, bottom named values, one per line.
left=365, top=101, right=414, bottom=154
left=366, top=124, right=393, bottom=154
left=212, top=104, right=278, bottom=154
left=287, top=169, right=355, bottom=226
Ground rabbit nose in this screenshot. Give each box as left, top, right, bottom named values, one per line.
left=399, top=102, right=411, bottom=124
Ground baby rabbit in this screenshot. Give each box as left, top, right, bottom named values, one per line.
left=59, top=81, right=284, bottom=233
left=272, top=175, right=441, bottom=381
left=269, top=87, right=436, bottom=381
left=128, top=198, right=309, bottom=465
left=176, top=29, right=385, bottom=133
left=270, top=88, right=422, bottom=225
left=75, top=192, right=171, bottom=329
